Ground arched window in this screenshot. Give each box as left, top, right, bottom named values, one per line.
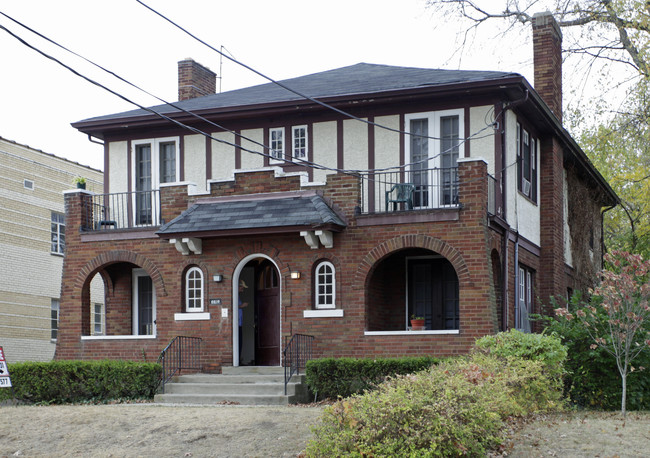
left=315, top=261, right=335, bottom=309
left=185, top=266, right=204, bottom=312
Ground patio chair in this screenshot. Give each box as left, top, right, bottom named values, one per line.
left=385, top=183, right=415, bottom=211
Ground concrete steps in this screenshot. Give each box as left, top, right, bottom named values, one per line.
left=154, top=366, right=310, bottom=406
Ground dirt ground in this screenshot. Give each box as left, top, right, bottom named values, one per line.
left=1, top=404, right=649, bottom=457
left=505, top=411, right=650, bottom=457
left=0, top=404, right=323, bottom=457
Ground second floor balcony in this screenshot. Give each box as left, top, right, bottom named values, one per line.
left=83, top=190, right=161, bottom=231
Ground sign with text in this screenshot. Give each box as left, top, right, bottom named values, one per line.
left=0, top=346, right=12, bottom=387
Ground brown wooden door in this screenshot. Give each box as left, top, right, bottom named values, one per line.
left=255, top=261, right=280, bottom=366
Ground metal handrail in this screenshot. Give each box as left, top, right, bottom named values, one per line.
left=282, top=334, right=314, bottom=395
left=158, top=336, right=202, bottom=393
left=359, top=167, right=459, bottom=214
left=82, top=189, right=161, bottom=231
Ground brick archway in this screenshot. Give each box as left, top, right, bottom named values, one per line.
left=355, top=235, right=470, bottom=288
left=74, top=250, right=167, bottom=297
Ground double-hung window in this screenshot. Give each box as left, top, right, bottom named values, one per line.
left=292, top=126, right=308, bottom=160
left=315, top=261, right=335, bottom=309
left=405, top=110, right=463, bottom=208
left=132, top=137, right=179, bottom=225
left=185, top=266, right=204, bottom=312
left=269, top=127, right=284, bottom=163
left=51, top=212, right=65, bottom=255
left=516, top=123, right=537, bottom=202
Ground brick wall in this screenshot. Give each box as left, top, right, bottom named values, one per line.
left=57, top=159, right=504, bottom=366
left=178, top=59, right=217, bottom=101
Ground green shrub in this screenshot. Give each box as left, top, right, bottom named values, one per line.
left=539, top=292, right=650, bottom=410
left=0, top=360, right=161, bottom=404
left=474, top=329, right=568, bottom=382
left=306, top=352, right=564, bottom=457
left=305, top=356, right=440, bottom=399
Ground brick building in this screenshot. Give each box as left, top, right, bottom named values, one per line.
left=0, top=136, right=103, bottom=362
left=57, top=13, right=617, bottom=369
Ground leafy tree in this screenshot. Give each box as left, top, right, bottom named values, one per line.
left=555, top=250, right=650, bottom=416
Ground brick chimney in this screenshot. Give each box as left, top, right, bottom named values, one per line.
left=178, top=58, right=217, bottom=101
left=532, top=12, right=562, bottom=121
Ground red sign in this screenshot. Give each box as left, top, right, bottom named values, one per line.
left=0, top=346, right=12, bottom=388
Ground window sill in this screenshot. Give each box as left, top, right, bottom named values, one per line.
left=50, top=252, right=64, bottom=257
left=81, top=335, right=156, bottom=340
left=303, top=309, right=344, bottom=318
left=174, top=312, right=211, bottom=321
left=364, top=330, right=460, bottom=336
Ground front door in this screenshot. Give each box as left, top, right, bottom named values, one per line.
left=254, top=261, right=280, bottom=365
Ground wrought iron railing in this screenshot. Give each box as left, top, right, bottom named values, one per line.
left=359, top=167, right=459, bottom=214
left=283, top=334, right=314, bottom=395
left=158, top=336, right=202, bottom=393
left=82, top=190, right=161, bottom=231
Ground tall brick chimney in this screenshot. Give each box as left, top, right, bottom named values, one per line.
left=532, top=12, right=562, bottom=121
left=178, top=58, right=217, bottom=101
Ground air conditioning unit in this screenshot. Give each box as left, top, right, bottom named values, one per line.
left=523, top=179, right=531, bottom=196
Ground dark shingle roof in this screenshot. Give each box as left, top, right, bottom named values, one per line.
left=75, top=63, right=519, bottom=124
left=157, top=193, right=346, bottom=237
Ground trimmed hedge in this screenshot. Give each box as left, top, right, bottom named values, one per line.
left=305, top=356, right=440, bottom=399
left=0, top=360, right=161, bottom=404
left=306, top=351, right=565, bottom=457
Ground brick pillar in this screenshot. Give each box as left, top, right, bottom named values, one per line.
left=538, top=136, right=565, bottom=316
left=532, top=12, right=563, bottom=122
left=458, top=158, right=499, bottom=334
left=57, top=190, right=93, bottom=359
left=178, top=59, right=217, bottom=101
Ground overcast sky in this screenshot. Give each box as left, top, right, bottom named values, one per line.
left=1, top=1, right=550, bottom=171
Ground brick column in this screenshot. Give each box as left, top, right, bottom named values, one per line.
left=538, top=136, right=565, bottom=315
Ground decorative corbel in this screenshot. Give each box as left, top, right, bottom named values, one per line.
left=300, top=231, right=319, bottom=249
left=170, top=238, right=190, bottom=255
left=183, top=237, right=202, bottom=255
left=315, top=230, right=333, bottom=248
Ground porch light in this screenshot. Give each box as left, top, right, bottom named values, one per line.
left=213, top=274, right=223, bottom=282
left=290, top=271, right=301, bottom=280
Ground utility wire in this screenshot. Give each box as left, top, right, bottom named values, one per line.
left=136, top=0, right=473, bottom=143
left=0, top=9, right=500, bottom=176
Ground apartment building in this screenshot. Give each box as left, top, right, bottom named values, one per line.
left=0, top=136, right=102, bottom=362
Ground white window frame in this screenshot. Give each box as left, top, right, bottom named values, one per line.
left=404, top=109, right=464, bottom=209
left=93, top=303, right=104, bottom=335
left=185, top=266, right=204, bottom=312
left=132, top=269, right=156, bottom=336
left=292, top=125, right=308, bottom=160
left=516, top=123, right=538, bottom=202
left=315, top=261, right=335, bottom=309
left=269, top=127, right=285, bottom=163
left=516, top=265, right=534, bottom=333
left=51, top=212, right=65, bottom=255
left=131, top=137, right=179, bottom=226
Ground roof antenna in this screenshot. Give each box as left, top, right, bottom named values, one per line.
left=219, top=46, right=224, bottom=93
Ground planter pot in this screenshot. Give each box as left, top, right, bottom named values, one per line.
left=76, top=182, right=86, bottom=189
left=410, top=319, right=425, bottom=330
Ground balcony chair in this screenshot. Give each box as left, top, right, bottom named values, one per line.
left=385, top=183, right=415, bottom=211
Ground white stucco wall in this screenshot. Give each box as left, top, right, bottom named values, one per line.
left=343, top=119, right=368, bottom=172
left=108, top=141, right=128, bottom=193
left=374, top=115, right=400, bottom=170
left=240, top=129, right=264, bottom=170
left=211, top=132, right=236, bottom=181
left=183, top=134, right=207, bottom=192
left=312, top=121, right=337, bottom=183
left=504, top=110, right=540, bottom=246
left=469, top=106, right=495, bottom=176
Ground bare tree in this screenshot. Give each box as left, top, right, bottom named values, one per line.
left=426, top=0, right=650, bottom=78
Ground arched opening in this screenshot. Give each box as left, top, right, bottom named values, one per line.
left=233, top=255, right=281, bottom=366
left=366, top=248, right=459, bottom=332
left=491, top=249, right=504, bottom=331
left=81, top=262, right=156, bottom=337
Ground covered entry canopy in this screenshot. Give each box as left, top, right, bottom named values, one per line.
left=157, top=191, right=346, bottom=253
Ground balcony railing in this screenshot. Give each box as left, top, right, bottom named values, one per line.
left=83, top=190, right=161, bottom=231
left=360, top=167, right=459, bottom=214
